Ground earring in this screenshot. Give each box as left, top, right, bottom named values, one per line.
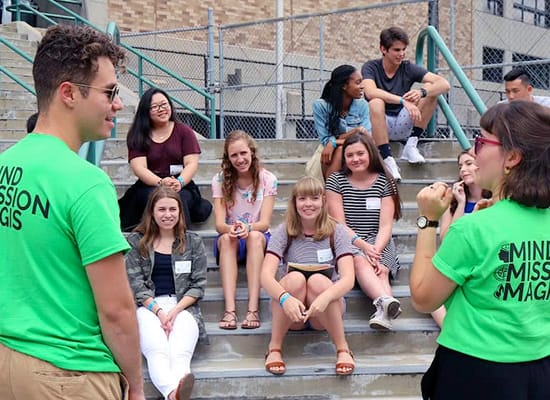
left=504, top=166, right=511, bottom=175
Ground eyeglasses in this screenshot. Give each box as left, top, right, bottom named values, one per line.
left=474, top=134, right=501, bottom=155
left=72, top=83, right=120, bottom=103
left=150, top=102, right=171, bottom=113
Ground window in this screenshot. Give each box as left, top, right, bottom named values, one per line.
left=487, top=0, right=504, bottom=16
left=513, top=0, right=550, bottom=27
left=482, top=47, right=504, bottom=82
left=512, top=53, right=550, bottom=89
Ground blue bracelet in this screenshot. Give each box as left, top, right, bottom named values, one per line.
left=329, top=136, right=337, bottom=148
left=399, top=97, right=404, bottom=106
left=147, top=300, right=157, bottom=311
left=279, top=292, right=291, bottom=307
left=351, top=234, right=360, bottom=245
left=177, top=176, right=185, bottom=187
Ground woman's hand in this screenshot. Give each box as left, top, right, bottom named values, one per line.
left=362, top=243, right=381, bottom=263
left=160, top=177, right=180, bottom=192
left=417, top=182, right=452, bottom=221
left=157, top=310, right=173, bottom=337
left=229, top=221, right=249, bottom=240
left=282, top=295, right=307, bottom=323
left=321, top=143, right=335, bottom=164
left=304, top=292, right=331, bottom=321
left=452, top=180, right=466, bottom=205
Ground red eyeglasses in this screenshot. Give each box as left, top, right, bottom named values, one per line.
left=474, top=134, right=501, bottom=154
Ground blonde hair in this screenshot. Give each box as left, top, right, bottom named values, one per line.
left=285, top=176, right=336, bottom=240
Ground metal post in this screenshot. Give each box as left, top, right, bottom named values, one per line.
left=319, top=16, right=324, bottom=94
left=218, top=27, right=225, bottom=138
left=449, top=0, right=455, bottom=120
left=275, top=0, right=284, bottom=139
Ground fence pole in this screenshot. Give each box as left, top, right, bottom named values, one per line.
left=218, top=27, right=225, bottom=138
left=275, top=0, right=284, bottom=138
left=319, top=16, right=324, bottom=95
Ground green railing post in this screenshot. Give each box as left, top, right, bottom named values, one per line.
left=415, top=25, right=487, bottom=150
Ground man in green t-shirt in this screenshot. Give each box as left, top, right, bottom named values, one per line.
left=0, top=25, right=145, bottom=400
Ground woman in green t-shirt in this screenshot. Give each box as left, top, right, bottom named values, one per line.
left=412, top=101, right=550, bottom=399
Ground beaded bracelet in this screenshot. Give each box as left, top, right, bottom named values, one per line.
left=351, top=234, right=360, bottom=245
left=155, top=308, right=163, bottom=316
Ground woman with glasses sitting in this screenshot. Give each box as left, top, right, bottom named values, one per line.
left=119, top=87, right=211, bottom=231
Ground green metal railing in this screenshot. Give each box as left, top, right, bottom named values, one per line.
left=415, top=25, right=487, bottom=150
left=2, top=0, right=216, bottom=165
left=0, top=37, right=35, bottom=95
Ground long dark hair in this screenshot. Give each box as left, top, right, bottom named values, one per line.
left=448, top=151, right=492, bottom=215
left=126, top=87, right=177, bottom=152
left=321, top=64, right=357, bottom=137
left=479, top=101, right=550, bottom=208
left=341, top=133, right=402, bottom=220
left=134, top=186, right=186, bottom=257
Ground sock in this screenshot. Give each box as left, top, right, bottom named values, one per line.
left=378, top=143, right=392, bottom=159
left=411, top=126, right=424, bottom=137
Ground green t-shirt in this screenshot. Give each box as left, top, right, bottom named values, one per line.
left=434, top=199, right=550, bottom=362
left=0, top=134, right=130, bottom=372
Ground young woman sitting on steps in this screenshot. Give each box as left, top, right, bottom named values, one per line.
left=212, top=130, right=278, bottom=330
left=261, top=176, right=355, bottom=376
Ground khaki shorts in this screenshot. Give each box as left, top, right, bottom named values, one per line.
left=0, top=342, right=128, bottom=400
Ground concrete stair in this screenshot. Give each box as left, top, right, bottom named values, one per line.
left=0, top=21, right=472, bottom=400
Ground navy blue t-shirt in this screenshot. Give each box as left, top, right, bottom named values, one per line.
left=151, top=252, right=176, bottom=296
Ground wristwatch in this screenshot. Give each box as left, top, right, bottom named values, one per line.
left=416, top=216, right=439, bottom=229
left=420, top=87, right=428, bottom=98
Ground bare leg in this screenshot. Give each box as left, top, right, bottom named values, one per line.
left=323, top=146, right=343, bottom=180
left=369, top=98, right=390, bottom=146
left=431, top=305, right=446, bottom=328
left=305, top=275, right=354, bottom=374
left=266, top=272, right=307, bottom=374
left=242, top=231, right=266, bottom=327
left=218, top=234, right=239, bottom=327
left=416, top=87, right=438, bottom=129
left=354, top=255, right=392, bottom=299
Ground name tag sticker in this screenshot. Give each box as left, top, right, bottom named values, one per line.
left=317, top=248, right=333, bottom=263
left=170, top=164, right=183, bottom=175
left=175, top=260, right=192, bottom=274
left=366, top=198, right=381, bottom=210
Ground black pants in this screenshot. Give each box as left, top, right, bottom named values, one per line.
left=422, top=346, right=550, bottom=400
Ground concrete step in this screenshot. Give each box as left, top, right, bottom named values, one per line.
left=186, top=352, right=432, bottom=399
left=103, top=156, right=459, bottom=183
left=102, top=137, right=466, bottom=162
left=0, top=97, right=37, bottom=110
left=199, top=285, right=426, bottom=324
left=0, top=58, right=34, bottom=70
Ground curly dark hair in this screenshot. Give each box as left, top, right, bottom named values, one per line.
left=33, top=25, right=125, bottom=112
left=220, top=130, right=261, bottom=207
left=479, top=101, right=550, bottom=208
left=320, top=65, right=357, bottom=138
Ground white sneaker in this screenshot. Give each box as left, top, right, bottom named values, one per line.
left=369, top=307, right=392, bottom=330
left=379, top=296, right=402, bottom=320
left=400, top=136, right=426, bottom=164
left=383, top=156, right=401, bottom=181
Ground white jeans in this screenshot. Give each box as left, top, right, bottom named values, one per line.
left=137, top=295, right=199, bottom=399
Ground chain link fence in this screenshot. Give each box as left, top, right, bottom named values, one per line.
left=117, top=0, right=550, bottom=140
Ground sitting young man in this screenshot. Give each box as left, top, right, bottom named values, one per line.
left=502, top=67, right=550, bottom=106
left=362, top=26, right=450, bottom=181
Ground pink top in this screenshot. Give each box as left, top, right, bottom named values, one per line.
left=211, top=169, right=278, bottom=225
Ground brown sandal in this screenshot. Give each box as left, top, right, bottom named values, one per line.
left=335, top=348, right=355, bottom=376
left=219, top=310, right=237, bottom=330
left=241, top=309, right=261, bottom=329
left=265, top=348, right=285, bottom=375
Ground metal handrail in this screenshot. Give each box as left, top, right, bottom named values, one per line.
left=415, top=26, right=487, bottom=150
left=6, top=0, right=216, bottom=140
left=0, top=37, right=35, bottom=95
